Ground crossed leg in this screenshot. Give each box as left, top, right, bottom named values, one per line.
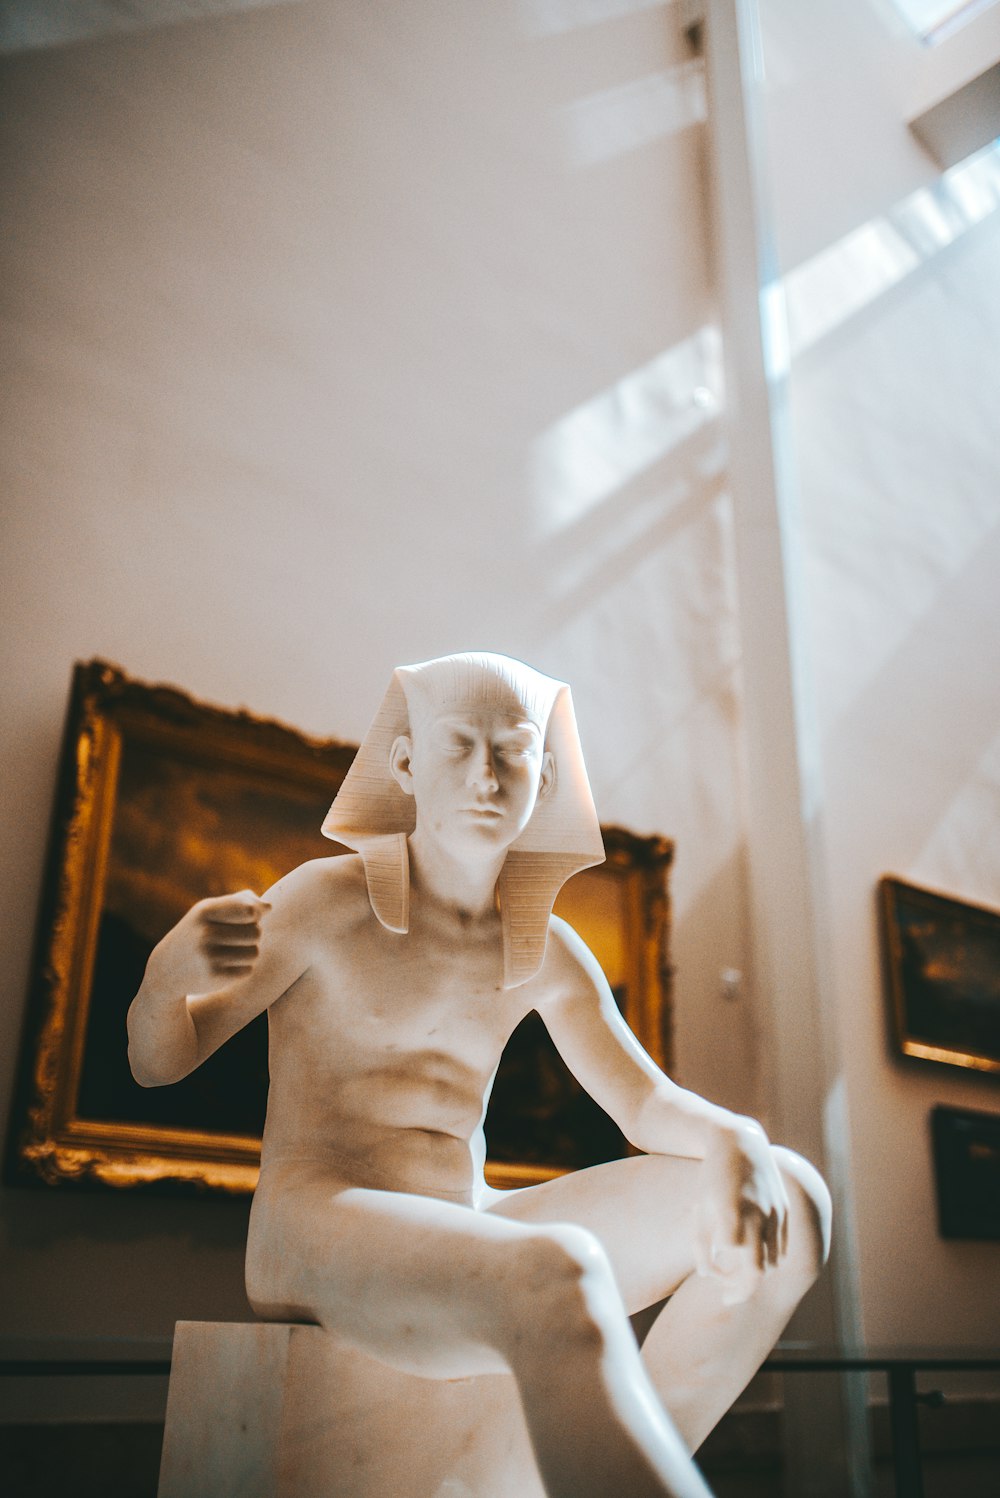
left=246, top=1167, right=712, bottom=1498
left=487, top=1144, right=832, bottom=1452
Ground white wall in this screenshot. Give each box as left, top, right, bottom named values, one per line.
left=0, top=0, right=759, bottom=1357
left=760, top=0, right=1000, bottom=1348
left=6, top=0, right=997, bottom=1381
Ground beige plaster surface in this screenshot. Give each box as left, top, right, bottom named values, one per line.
left=158, top=1320, right=543, bottom=1498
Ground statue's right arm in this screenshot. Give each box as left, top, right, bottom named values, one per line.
left=126, top=864, right=317, bottom=1087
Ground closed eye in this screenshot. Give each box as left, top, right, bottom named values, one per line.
left=496, top=738, right=537, bottom=760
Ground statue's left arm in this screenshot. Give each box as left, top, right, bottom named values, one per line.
left=539, top=916, right=791, bottom=1278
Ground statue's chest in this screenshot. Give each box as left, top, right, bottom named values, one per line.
left=310, top=918, right=530, bottom=1064
left=345, top=908, right=503, bottom=997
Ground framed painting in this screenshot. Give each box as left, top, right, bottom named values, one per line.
left=6, top=661, right=674, bottom=1195
left=930, top=1105, right=1000, bottom=1241
left=6, top=660, right=358, bottom=1194
left=880, top=875, right=1000, bottom=1074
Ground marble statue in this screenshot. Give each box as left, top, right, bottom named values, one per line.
left=128, top=652, right=832, bottom=1498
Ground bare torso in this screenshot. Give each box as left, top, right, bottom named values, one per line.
left=255, top=856, right=540, bottom=1195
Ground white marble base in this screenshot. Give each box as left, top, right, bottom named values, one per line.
left=157, top=1320, right=545, bottom=1498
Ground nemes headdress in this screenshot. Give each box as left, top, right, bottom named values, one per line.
left=322, top=652, right=605, bottom=988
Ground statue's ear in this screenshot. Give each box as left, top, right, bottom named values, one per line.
left=389, top=734, right=415, bottom=797
left=538, top=749, right=556, bottom=803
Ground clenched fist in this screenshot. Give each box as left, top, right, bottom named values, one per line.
left=147, top=889, right=271, bottom=996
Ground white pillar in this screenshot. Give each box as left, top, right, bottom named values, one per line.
left=701, top=1, right=871, bottom=1492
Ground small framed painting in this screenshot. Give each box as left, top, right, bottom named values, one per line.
left=931, top=1105, right=1000, bottom=1240
left=880, top=875, right=1000, bottom=1074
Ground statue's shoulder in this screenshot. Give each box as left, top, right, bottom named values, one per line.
left=268, top=853, right=367, bottom=913
left=537, top=912, right=605, bottom=999
left=546, top=911, right=588, bottom=955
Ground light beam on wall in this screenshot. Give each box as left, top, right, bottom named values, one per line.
left=561, top=62, right=706, bottom=166
left=782, top=143, right=1000, bottom=360
left=528, top=327, right=722, bottom=536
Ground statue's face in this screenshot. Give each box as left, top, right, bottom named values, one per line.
left=393, top=704, right=554, bottom=857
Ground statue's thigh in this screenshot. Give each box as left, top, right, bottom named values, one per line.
left=485, top=1153, right=703, bottom=1314
left=257, top=1181, right=555, bottom=1378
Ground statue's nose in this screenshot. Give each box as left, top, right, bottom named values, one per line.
left=468, top=745, right=499, bottom=791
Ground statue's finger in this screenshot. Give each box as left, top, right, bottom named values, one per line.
left=204, top=895, right=270, bottom=923
left=735, top=1199, right=767, bottom=1271
left=753, top=1220, right=768, bottom=1273
left=758, top=1207, right=773, bottom=1269
left=205, top=940, right=260, bottom=962
left=204, top=922, right=263, bottom=945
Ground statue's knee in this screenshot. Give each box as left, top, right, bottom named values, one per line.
left=511, top=1225, right=612, bottom=1357
left=773, top=1146, right=833, bottom=1276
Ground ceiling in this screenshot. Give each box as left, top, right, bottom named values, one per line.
left=0, top=0, right=299, bottom=54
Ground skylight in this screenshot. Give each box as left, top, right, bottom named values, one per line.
left=891, top=0, right=998, bottom=44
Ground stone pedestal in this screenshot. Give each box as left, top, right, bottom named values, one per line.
left=157, top=1321, right=545, bottom=1498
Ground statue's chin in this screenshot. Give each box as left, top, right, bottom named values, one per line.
left=438, top=812, right=520, bottom=852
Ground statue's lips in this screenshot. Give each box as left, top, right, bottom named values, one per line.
left=461, top=805, right=504, bottom=819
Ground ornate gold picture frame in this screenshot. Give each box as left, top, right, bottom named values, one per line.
left=6, top=661, right=674, bottom=1196
left=880, top=875, right=1000, bottom=1075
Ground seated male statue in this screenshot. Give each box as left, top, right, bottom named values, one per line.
left=128, top=652, right=831, bottom=1498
